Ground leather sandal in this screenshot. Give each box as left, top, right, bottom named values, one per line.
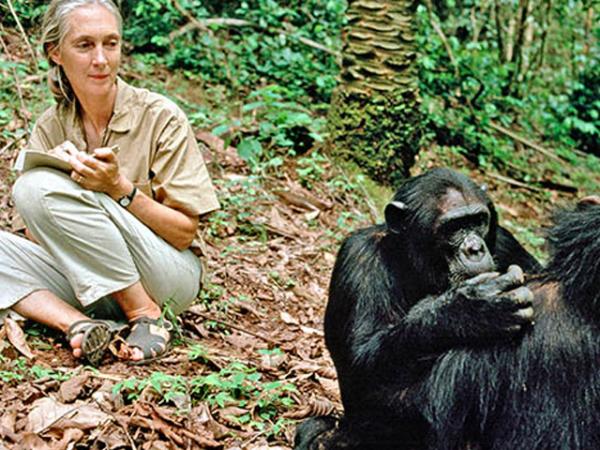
left=126, top=316, right=173, bottom=365
left=67, top=319, right=128, bottom=366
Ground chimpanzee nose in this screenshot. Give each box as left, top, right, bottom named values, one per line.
left=463, top=234, right=485, bottom=260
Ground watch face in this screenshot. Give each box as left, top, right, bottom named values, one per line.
left=119, top=197, right=131, bottom=207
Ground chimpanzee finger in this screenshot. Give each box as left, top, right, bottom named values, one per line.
left=505, top=286, right=534, bottom=306
left=480, top=265, right=525, bottom=295
left=504, top=324, right=525, bottom=334
left=502, top=306, right=534, bottom=335
left=579, top=195, right=600, bottom=206
left=463, top=271, right=501, bottom=286
left=514, top=305, right=534, bottom=321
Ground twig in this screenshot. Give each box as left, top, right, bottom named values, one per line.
left=488, top=121, right=563, bottom=163
left=0, top=138, right=17, bottom=155
left=265, top=224, right=303, bottom=242
left=37, top=405, right=81, bottom=434
left=493, top=0, right=506, bottom=63
left=487, top=172, right=544, bottom=193
left=5, top=0, right=38, bottom=67
left=506, top=0, right=531, bottom=94
left=168, top=0, right=339, bottom=57
left=424, top=0, right=459, bottom=77
left=0, top=22, right=30, bottom=134
left=53, top=366, right=125, bottom=381
left=93, top=398, right=138, bottom=450
left=471, top=0, right=492, bottom=43
left=538, top=179, right=577, bottom=194
left=189, top=310, right=279, bottom=345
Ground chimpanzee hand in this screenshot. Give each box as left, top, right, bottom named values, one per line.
left=450, top=264, right=534, bottom=340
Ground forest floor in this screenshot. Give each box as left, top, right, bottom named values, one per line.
left=1, top=31, right=599, bottom=450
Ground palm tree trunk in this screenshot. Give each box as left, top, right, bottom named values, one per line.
left=328, top=0, right=423, bottom=185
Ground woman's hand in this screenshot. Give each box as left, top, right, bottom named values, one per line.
left=24, top=227, right=39, bottom=244
left=49, top=140, right=81, bottom=162
left=69, top=145, right=197, bottom=250
left=69, top=146, right=131, bottom=199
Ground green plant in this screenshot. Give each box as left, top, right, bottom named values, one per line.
left=211, top=85, right=327, bottom=171
left=190, top=361, right=296, bottom=419
left=416, top=1, right=599, bottom=170
left=113, top=371, right=188, bottom=403
left=0, top=357, right=72, bottom=384
left=187, top=344, right=210, bottom=362
left=123, top=0, right=344, bottom=103
left=296, top=152, right=327, bottom=189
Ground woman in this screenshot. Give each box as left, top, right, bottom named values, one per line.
left=0, top=0, right=219, bottom=364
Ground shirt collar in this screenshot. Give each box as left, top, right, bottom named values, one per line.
left=107, top=77, right=134, bottom=133
left=58, top=77, right=133, bottom=150
left=60, top=100, right=87, bottom=151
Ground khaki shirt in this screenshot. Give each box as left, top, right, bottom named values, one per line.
left=25, top=78, right=220, bottom=255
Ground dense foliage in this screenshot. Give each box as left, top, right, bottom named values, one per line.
left=1, top=0, right=598, bottom=170
left=418, top=0, right=599, bottom=166
left=121, top=0, right=344, bottom=103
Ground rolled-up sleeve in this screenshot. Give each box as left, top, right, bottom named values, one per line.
left=150, top=113, right=219, bottom=217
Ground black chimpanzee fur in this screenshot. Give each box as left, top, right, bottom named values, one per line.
left=295, top=168, right=540, bottom=450
left=419, top=200, right=600, bottom=450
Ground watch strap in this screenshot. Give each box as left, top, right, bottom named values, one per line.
left=118, top=186, right=137, bottom=208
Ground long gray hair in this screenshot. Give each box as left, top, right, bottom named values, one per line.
left=41, top=0, right=123, bottom=103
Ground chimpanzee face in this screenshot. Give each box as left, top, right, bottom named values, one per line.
left=434, top=189, right=495, bottom=281
left=384, top=171, right=499, bottom=289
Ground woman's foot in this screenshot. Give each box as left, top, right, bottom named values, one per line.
left=66, top=319, right=128, bottom=366
left=69, top=332, right=84, bottom=358
left=124, top=316, right=173, bottom=364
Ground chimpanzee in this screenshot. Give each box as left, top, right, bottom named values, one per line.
left=295, top=168, right=540, bottom=449
left=417, top=196, right=600, bottom=450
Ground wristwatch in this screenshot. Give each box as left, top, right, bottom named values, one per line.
left=117, top=186, right=137, bottom=208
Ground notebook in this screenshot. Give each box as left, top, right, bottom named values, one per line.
left=14, top=144, right=119, bottom=173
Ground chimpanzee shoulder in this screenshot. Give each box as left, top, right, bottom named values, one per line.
left=419, top=201, right=600, bottom=450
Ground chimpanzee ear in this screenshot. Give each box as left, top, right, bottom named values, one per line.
left=385, top=201, right=408, bottom=234
left=578, top=195, right=600, bottom=209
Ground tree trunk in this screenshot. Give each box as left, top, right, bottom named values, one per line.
left=327, top=0, right=422, bottom=186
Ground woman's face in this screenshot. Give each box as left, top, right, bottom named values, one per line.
left=50, top=4, right=121, bottom=101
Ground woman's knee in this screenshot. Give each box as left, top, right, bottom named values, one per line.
left=13, top=169, right=81, bottom=222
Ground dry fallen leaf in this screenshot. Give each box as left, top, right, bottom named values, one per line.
left=58, top=373, right=89, bottom=403
left=260, top=352, right=287, bottom=370
left=0, top=409, right=17, bottom=442
left=50, top=428, right=84, bottom=450
left=190, top=403, right=232, bottom=440
left=299, top=325, right=323, bottom=336
left=5, top=317, right=35, bottom=359
left=280, top=312, right=299, bottom=325
left=15, top=433, right=50, bottom=450
left=26, top=397, right=110, bottom=434
left=316, top=375, right=340, bottom=399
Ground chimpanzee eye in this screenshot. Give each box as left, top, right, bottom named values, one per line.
left=440, top=213, right=489, bottom=237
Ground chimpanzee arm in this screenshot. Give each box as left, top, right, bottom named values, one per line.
left=326, top=230, right=532, bottom=377
left=354, top=271, right=532, bottom=372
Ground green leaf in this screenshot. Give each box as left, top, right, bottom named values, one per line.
left=237, top=139, right=263, bottom=166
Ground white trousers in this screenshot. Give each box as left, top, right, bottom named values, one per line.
left=0, top=168, right=201, bottom=320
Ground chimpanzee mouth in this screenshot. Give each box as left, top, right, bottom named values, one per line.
left=448, top=256, right=496, bottom=286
